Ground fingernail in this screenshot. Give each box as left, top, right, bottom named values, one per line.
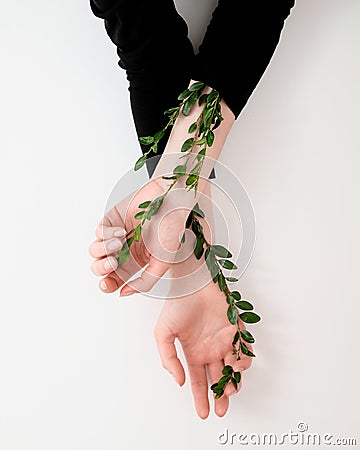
left=108, top=239, right=122, bottom=251
left=120, top=287, right=133, bottom=296
left=169, top=372, right=179, bottom=386
left=114, top=229, right=125, bottom=237
left=100, top=280, right=108, bottom=291
left=105, top=258, right=117, bottom=270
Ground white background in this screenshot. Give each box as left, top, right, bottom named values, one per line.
left=1, top=0, right=360, bottom=449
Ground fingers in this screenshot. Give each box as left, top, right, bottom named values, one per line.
left=120, top=256, right=171, bottom=296
left=98, top=272, right=126, bottom=293
left=187, top=364, right=210, bottom=420
left=95, top=221, right=125, bottom=241
left=91, top=255, right=118, bottom=276
left=207, top=361, right=230, bottom=417
left=222, top=352, right=251, bottom=397
left=154, top=325, right=186, bottom=387
left=88, top=237, right=124, bottom=259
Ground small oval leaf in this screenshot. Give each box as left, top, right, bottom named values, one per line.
left=211, top=244, right=232, bottom=258
left=134, top=155, right=147, bottom=171
left=235, top=300, right=253, bottom=310
left=218, top=259, right=237, bottom=270
left=227, top=305, right=238, bottom=325
left=239, top=312, right=261, bottom=324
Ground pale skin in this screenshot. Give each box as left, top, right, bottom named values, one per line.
left=89, top=83, right=253, bottom=418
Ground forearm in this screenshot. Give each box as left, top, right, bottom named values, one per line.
left=150, top=81, right=235, bottom=224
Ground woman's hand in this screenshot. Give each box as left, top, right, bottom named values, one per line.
left=154, top=271, right=253, bottom=419
left=88, top=178, right=190, bottom=295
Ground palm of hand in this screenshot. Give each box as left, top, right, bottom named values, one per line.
left=154, top=279, right=253, bottom=419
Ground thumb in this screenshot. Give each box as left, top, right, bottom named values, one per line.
left=120, top=255, right=171, bottom=296
left=154, top=324, right=186, bottom=387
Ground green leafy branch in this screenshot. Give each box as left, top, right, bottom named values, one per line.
left=134, top=81, right=223, bottom=194
left=186, top=205, right=261, bottom=398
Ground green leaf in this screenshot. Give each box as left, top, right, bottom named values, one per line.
left=218, top=272, right=227, bottom=292
left=218, top=375, right=231, bottom=386
left=198, top=94, right=208, bottom=105
left=192, top=202, right=205, bottom=218
left=222, top=365, right=233, bottom=376
left=232, top=331, right=240, bottom=346
left=227, top=305, right=239, bottom=325
left=177, top=89, right=190, bottom=100
left=204, top=247, right=210, bottom=260
left=181, top=137, right=194, bottom=152
left=145, top=196, right=164, bottom=219
left=134, top=224, right=142, bottom=241
left=234, top=371, right=241, bottom=383
left=116, top=241, right=131, bottom=266
left=235, top=300, right=253, bottom=310
left=231, top=377, right=238, bottom=390
left=211, top=244, right=232, bottom=258
left=182, top=93, right=198, bottom=116
left=134, top=155, right=147, bottom=171
left=240, top=342, right=256, bottom=357
left=239, top=312, right=261, bottom=324
left=162, top=175, right=177, bottom=180
left=138, top=136, right=154, bottom=145
left=206, top=252, right=219, bottom=280
left=230, top=290, right=241, bottom=300
left=196, top=148, right=206, bottom=161
left=188, top=122, right=197, bottom=134
left=138, top=200, right=151, bottom=209
left=191, top=219, right=203, bottom=237
left=150, top=143, right=158, bottom=154
left=195, top=137, right=206, bottom=146
left=212, top=272, right=219, bottom=283
left=154, top=129, right=165, bottom=142
left=189, top=81, right=205, bottom=92
left=194, top=236, right=204, bottom=259
left=180, top=232, right=186, bottom=243
left=204, top=106, right=213, bottom=119
left=226, top=295, right=234, bottom=305
left=173, top=164, right=187, bottom=176
left=218, top=259, right=237, bottom=270
left=225, top=277, right=239, bottom=283
left=186, top=174, right=198, bottom=186
left=240, top=329, right=255, bottom=343
left=134, top=210, right=146, bottom=220
left=207, top=89, right=218, bottom=103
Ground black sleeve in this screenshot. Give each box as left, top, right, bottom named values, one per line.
left=193, top=0, right=296, bottom=119
left=89, top=0, right=196, bottom=178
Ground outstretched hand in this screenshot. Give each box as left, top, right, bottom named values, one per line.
left=154, top=251, right=253, bottom=419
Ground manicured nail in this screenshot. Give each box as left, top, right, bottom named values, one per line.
left=100, top=280, right=108, bottom=291
left=171, top=374, right=180, bottom=386
left=114, top=229, right=125, bottom=237
left=120, top=287, right=133, bottom=296
left=108, top=239, right=122, bottom=251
